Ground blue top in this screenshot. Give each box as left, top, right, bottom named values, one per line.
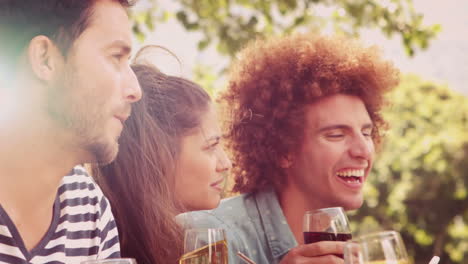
left=178, top=187, right=298, bottom=264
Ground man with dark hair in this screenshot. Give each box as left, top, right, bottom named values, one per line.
left=181, top=33, right=399, bottom=264
left=0, top=0, right=141, bottom=263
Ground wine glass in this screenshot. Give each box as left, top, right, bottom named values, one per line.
left=179, top=228, right=228, bottom=264
left=303, top=207, right=352, bottom=244
left=344, top=231, right=412, bottom=264
left=80, top=258, right=137, bottom=264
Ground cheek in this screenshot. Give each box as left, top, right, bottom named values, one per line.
left=85, top=57, right=122, bottom=96
left=176, top=157, right=212, bottom=188
left=369, top=141, right=376, bottom=156
left=175, top=157, right=218, bottom=208
left=363, top=139, right=376, bottom=163
left=196, top=155, right=217, bottom=180
left=311, top=141, right=343, bottom=164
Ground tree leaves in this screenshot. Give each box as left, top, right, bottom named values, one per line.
left=352, top=75, right=468, bottom=264
left=131, top=0, right=439, bottom=57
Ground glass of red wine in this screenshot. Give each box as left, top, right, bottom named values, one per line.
left=303, top=207, right=352, bottom=244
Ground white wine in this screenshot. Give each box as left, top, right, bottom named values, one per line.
left=179, top=240, right=228, bottom=264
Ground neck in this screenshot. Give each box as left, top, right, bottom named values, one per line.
left=0, top=123, right=83, bottom=251
left=0, top=121, right=82, bottom=215
left=277, top=179, right=326, bottom=245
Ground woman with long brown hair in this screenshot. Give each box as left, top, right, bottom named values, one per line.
left=92, top=47, right=232, bottom=264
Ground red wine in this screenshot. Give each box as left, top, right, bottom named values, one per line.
left=303, top=232, right=352, bottom=244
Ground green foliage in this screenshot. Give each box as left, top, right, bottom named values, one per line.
left=350, top=75, right=468, bottom=264
left=192, top=64, right=218, bottom=97
left=132, top=0, right=439, bottom=57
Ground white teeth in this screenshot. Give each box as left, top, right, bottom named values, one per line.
left=336, top=169, right=365, bottom=177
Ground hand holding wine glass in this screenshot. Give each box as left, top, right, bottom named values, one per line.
left=279, top=207, right=352, bottom=264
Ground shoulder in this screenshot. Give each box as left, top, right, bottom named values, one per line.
left=181, top=193, right=256, bottom=227
left=59, top=165, right=111, bottom=219
left=59, top=165, right=101, bottom=195
left=52, top=166, right=120, bottom=258
left=178, top=193, right=262, bottom=264
left=178, top=193, right=259, bottom=244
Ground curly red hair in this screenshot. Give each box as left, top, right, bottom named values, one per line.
left=221, top=33, right=399, bottom=194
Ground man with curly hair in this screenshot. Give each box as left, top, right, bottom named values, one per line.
left=182, top=33, right=399, bottom=264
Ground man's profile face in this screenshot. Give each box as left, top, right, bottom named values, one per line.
left=288, top=94, right=375, bottom=210
left=47, top=0, right=142, bottom=164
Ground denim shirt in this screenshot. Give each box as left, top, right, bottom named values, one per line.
left=177, top=188, right=298, bottom=264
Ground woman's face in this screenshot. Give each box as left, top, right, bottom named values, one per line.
left=174, top=103, right=232, bottom=211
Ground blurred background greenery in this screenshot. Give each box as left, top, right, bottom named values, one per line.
left=352, top=75, right=468, bottom=264
left=128, top=1, right=467, bottom=263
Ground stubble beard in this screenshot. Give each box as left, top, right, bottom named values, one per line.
left=46, top=64, right=119, bottom=165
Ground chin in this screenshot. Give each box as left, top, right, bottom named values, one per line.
left=211, top=198, right=221, bottom=209
left=341, top=197, right=364, bottom=211
left=88, top=140, right=119, bottom=165
left=196, top=198, right=221, bottom=211
left=183, top=191, right=222, bottom=211
left=187, top=205, right=212, bottom=212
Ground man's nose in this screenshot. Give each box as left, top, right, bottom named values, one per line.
left=349, top=134, right=373, bottom=160
left=216, top=148, right=232, bottom=172
left=124, top=67, right=142, bottom=103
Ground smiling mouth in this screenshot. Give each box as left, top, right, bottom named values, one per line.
left=336, top=169, right=365, bottom=184
left=210, top=178, right=224, bottom=189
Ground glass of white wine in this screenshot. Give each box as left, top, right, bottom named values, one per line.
left=81, top=258, right=137, bottom=264
left=179, top=228, right=228, bottom=264
left=344, top=231, right=412, bottom=264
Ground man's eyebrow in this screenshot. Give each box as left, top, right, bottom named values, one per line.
left=106, top=40, right=132, bottom=54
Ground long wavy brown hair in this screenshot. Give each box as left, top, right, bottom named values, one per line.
left=92, top=48, right=211, bottom=264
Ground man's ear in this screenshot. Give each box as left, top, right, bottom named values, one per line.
left=279, top=154, right=293, bottom=169
left=27, top=36, right=63, bottom=82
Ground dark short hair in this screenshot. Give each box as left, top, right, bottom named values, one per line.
left=0, top=0, right=134, bottom=64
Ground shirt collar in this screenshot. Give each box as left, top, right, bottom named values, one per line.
left=255, top=187, right=298, bottom=259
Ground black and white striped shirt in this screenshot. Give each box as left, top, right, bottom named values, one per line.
left=0, top=166, right=120, bottom=263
